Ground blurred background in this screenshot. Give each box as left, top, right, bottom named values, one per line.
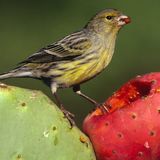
left=0, top=0, right=159, bottom=127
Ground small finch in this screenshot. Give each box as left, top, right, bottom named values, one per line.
left=0, top=9, right=130, bottom=123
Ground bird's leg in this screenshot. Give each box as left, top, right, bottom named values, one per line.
left=73, top=85, right=109, bottom=112
left=73, top=85, right=98, bottom=105
left=53, top=93, right=75, bottom=124
left=51, top=83, right=75, bottom=126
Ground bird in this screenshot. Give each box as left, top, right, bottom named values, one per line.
left=0, top=9, right=130, bottom=124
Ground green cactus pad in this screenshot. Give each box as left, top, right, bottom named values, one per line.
left=0, top=83, right=96, bottom=160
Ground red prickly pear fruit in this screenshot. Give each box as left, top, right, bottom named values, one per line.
left=83, top=72, right=160, bottom=160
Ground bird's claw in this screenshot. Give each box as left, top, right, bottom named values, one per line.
left=95, top=102, right=110, bottom=113
left=60, top=105, right=75, bottom=127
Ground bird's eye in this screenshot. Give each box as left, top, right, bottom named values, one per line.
left=106, top=16, right=113, bottom=20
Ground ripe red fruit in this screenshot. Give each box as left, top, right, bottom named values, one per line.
left=83, top=73, right=160, bottom=160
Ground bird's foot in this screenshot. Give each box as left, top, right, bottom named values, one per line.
left=95, top=102, right=110, bottom=114
left=60, top=105, right=75, bottom=127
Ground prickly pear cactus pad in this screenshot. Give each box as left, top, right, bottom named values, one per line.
left=0, top=83, right=96, bottom=160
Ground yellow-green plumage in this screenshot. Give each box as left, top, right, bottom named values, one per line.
left=0, top=8, right=130, bottom=109
left=53, top=35, right=116, bottom=88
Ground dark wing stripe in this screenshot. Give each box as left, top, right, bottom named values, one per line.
left=19, top=52, right=79, bottom=64
left=68, top=38, right=90, bottom=50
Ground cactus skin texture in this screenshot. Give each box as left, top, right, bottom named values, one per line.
left=83, top=72, right=160, bottom=160
left=0, top=83, right=96, bottom=160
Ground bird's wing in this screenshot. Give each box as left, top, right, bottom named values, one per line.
left=20, top=31, right=92, bottom=64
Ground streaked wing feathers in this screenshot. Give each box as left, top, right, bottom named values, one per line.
left=19, top=31, right=92, bottom=64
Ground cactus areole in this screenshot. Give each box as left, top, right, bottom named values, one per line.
left=83, top=72, right=160, bottom=160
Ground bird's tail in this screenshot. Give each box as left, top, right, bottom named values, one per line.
left=0, top=67, right=32, bottom=80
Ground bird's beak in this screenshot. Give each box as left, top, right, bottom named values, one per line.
left=117, top=15, right=131, bottom=26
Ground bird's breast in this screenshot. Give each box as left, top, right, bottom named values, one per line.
left=52, top=36, right=116, bottom=88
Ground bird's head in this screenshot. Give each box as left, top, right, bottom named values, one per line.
left=85, top=9, right=131, bottom=35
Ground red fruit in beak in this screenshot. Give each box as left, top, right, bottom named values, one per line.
left=122, top=17, right=131, bottom=24
left=118, top=15, right=131, bottom=26
left=83, top=72, right=160, bottom=160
